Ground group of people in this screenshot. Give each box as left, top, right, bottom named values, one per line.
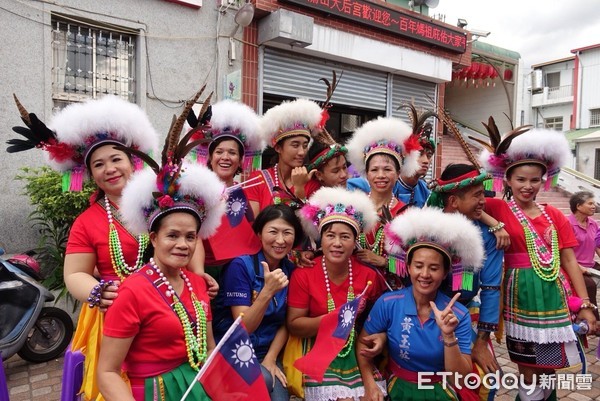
left=5, top=90, right=598, bottom=401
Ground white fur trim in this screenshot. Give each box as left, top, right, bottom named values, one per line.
left=300, top=187, right=378, bottom=240
left=506, top=128, right=570, bottom=172
left=120, top=163, right=226, bottom=237
left=385, top=207, right=485, bottom=271
left=346, top=117, right=413, bottom=174
left=47, top=96, right=159, bottom=171
left=260, top=98, right=323, bottom=146
left=210, top=100, right=265, bottom=154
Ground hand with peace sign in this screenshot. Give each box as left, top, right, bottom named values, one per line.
left=430, top=292, right=461, bottom=336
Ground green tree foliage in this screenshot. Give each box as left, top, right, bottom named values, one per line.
left=15, top=167, right=95, bottom=305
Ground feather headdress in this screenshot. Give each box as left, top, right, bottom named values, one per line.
left=7, top=94, right=159, bottom=191
left=188, top=100, right=265, bottom=171
left=117, top=87, right=226, bottom=237
left=385, top=207, right=485, bottom=291
left=299, top=187, right=378, bottom=240
left=401, top=102, right=438, bottom=152
left=260, top=98, right=324, bottom=147
left=346, top=117, right=420, bottom=176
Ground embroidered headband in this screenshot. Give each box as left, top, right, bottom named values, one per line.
left=384, top=207, right=484, bottom=291
left=299, top=187, right=378, bottom=240
left=426, top=168, right=492, bottom=208
left=260, top=98, right=325, bottom=147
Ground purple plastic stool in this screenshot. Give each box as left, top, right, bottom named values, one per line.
left=0, top=352, right=9, bottom=401
left=60, top=345, right=84, bottom=401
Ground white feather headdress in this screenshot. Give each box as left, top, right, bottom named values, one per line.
left=479, top=127, right=570, bottom=191
left=299, top=187, right=378, bottom=240
left=346, top=117, right=420, bottom=176
left=117, top=87, right=226, bottom=237
left=260, top=98, right=324, bottom=147
left=8, top=95, right=158, bottom=191
left=385, top=207, right=484, bottom=291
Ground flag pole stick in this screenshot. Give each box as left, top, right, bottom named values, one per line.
left=180, top=314, right=244, bottom=401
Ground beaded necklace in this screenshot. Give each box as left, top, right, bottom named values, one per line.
left=358, top=193, right=394, bottom=255
left=149, top=258, right=208, bottom=370
left=272, top=164, right=303, bottom=209
left=322, top=257, right=355, bottom=357
left=508, top=200, right=560, bottom=281
left=105, top=197, right=148, bottom=280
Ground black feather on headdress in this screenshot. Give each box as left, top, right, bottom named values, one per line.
left=7, top=94, right=57, bottom=153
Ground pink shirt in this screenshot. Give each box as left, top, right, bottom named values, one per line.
left=568, top=214, right=598, bottom=268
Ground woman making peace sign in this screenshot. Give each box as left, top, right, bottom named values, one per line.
left=357, top=208, right=485, bottom=401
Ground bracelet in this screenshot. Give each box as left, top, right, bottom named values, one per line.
left=443, top=338, right=459, bottom=347
left=87, top=280, right=114, bottom=308
left=488, top=222, right=505, bottom=233
left=579, top=301, right=598, bottom=311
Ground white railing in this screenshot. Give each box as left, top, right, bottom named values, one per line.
left=547, top=85, right=573, bottom=100
left=558, top=167, right=600, bottom=198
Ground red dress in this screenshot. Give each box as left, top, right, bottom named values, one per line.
left=246, top=167, right=301, bottom=212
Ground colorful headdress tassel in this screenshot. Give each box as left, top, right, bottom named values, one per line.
left=62, top=167, right=84, bottom=192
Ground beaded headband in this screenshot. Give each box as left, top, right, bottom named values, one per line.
left=426, top=169, right=492, bottom=208
left=118, top=87, right=226, bottom=237
left=346, top=117, right=422, bottom=177
left=299, top=187, right=378, bottom=240
left=384, top=207, right=484, bottom=290
left=306, top=144, right=348, bottom=171
left=7, top=95, right=159, bottom=191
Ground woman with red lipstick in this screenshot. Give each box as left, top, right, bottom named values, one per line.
left=288, top=187, right=386, bottom=401
left=191, top=100, right=265, bottom=273
left=477, top=123, right=597, bottom=401
left=346, top=117, right=422, bottom=290
left=357, top=207, right=484, bottom=401
left=7, top=95, right=161, bottom=400
left=246, top=98, right=325, bottom=216
left=98, top=127, right=227, bottom=400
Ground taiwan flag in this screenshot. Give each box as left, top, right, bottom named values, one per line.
left=293, top=284, right=370, bottom=382
left=187, top=316, right=270, bottom=401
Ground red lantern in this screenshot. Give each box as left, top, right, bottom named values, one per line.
left=504, top=68, right=513, bottom=81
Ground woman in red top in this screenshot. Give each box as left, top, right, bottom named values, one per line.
left=98, top=118, right=227, bottom=401
left=346, top=117, right=422, bottom=290
left=478, top=123, right=597, bottom=401
left=247, top=98, right=324, bottom=215
left=190, top=100, right=264, bottom=273
left=288, top=187, right=386, bottom=401
left=7, top=95, right=161, bottom=400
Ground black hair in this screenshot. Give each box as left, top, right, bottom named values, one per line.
left=439, top=163, right=479, bottom=207
left=143, top=209, right=202, bottom=262
left=365, top=153, right=400, bottom=173
left=406, top=244, right=451, bottom=273
left=569, top=191, right=595, bottom=213
left=252, top=204, right=304, bottom=248
left=207, top=136, right=244, bottom=175
left=88, top=144, right=135, bottom=203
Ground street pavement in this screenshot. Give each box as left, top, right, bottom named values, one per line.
left=3, top=335, right=599, bottom=401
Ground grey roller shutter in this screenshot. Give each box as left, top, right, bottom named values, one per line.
left=263, top=47, right=387, bottom=111
left=390, top=74, right=437, bottom=123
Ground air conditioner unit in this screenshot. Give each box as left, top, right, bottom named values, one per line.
left=257, top=9, right=313, bottom=48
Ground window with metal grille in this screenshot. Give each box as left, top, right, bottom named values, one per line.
left=544, top=117, right=563, bottom=131
left=590, top=109, right=600, bottom=127
left=51, top=17, right=136, bottom=108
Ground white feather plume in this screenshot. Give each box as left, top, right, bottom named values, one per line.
left=120, top=163, right=226, bottom=238
left=210, top=100, right=265, bottom=154
left=345, top=117, right=414, bottom=175
left=260, top=98, right=323, bottom=146
left=505, top=128, right=570, bottom=173
left=47, top=95, right=159, bottom=171
left=299, top=187, right=378, bottom=240
left=385, top=207, right=485, bottom=272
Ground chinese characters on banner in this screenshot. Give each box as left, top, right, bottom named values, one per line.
left=280, top=0, right=467, bottom=53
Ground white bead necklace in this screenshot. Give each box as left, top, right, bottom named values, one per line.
left=149, top=257, right=193, bottom=297
left=322, top=256, right=354, bottom=312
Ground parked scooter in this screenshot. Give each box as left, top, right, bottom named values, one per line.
left=0, top=247, right=73, bottom=363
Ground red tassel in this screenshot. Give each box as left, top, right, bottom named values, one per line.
left=318, top=109, right=330, bottom=129
left=403, top=134, right=422, bottom=153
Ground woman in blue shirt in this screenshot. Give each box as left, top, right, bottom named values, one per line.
left=357, top=208, right=485, bottom=401
left=213, top=204, right=303, bottom=401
